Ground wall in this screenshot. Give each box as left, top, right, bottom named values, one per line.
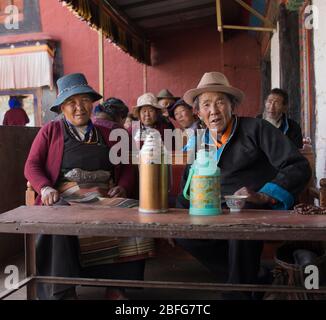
left=40, top=0, right=262, bottom=117
left=313, top=0, right=326, bottom=185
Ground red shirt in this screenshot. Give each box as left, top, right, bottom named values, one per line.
left=3, top=108, right=30, bottom=126
left=24, top=120, right=135, bottom=204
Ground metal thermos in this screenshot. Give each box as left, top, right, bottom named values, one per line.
left=139, top=132, right=169, bottom=213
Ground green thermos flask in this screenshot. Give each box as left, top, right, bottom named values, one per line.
left=183, top=149, right=222, bottom=216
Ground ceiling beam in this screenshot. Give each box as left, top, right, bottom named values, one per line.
left=120, top=0, right=169, bottom=10
left=134, top=2, right=216, bottom=22
left=223, top=25, right=275, bottom=32
left=103, top=0, right=146, bottom=40
left=234, top=0, right=273, bottom=27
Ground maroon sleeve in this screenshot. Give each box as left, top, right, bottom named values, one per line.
left=3, top=112, right=8, bottom=125
left=97, top=124, right=136, bottom=198
left=24, top=124, right=53, bottom=193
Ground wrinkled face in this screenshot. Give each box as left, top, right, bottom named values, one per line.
left=197, top=92, right=233, bottom=134
left=158, top=98, right=175, bottom=117
left=139, top=106, right=158, bottom=127
left=61, top=94, right=93, bottom=126
left=174, top=105, right=195, bottom=129
left=264, top=94, right=286, bottom=120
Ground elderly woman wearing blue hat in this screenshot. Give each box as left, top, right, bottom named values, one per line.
left=2, top=95, right=30, bottom=126
left=24, top=73, right=153, bottom=300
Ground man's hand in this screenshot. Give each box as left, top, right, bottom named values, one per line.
left=41, top=186, right=59, bottom=206
left=107, top=186, right=127, bottom=198
left=234, top=187, right=276, bottom=206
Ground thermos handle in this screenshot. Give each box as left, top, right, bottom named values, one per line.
left=183, top=167, right=194, bottom=201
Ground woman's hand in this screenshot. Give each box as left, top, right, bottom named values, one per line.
left=107, top=186, right=127, bottom=198
left=234, top=187, right=276, bottom=206
left=41, top=186, right=59, bottom=206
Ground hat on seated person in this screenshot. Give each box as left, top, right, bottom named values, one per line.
left=50, top=73, right=102, bottom=113
left=183, top=72, right=244, bottom=105
left=167, top=99, right=192, bottom=119
left=134, top=93, right=163, bottom=118
left=157, top=89, right=179, bottom=101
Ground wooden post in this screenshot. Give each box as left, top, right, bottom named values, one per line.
left=216, top=0, right=223, bottom=43
left=25, top=234, right=37, bottom=300
left=98, top=0, right=104, bottom=101
left=143, top=64, right=147, bottom=93
left=320, top=179, right=326, bottom=208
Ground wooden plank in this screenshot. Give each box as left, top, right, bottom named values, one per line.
left=223, top=25, right=275, bottom=32
left=1, top=206, right=326, bottom=241
left=134, top=2, right=216, bottom=22
left=120, top=0, right=169, bottom=10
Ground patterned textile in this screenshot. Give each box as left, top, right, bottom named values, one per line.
left=57, top=180, right=155, bottom=268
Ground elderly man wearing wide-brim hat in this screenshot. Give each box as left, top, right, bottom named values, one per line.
left=176, top=72, right=311, bottom=299
left=132, top=92, right=172, bottom=149
left=24, top=73, right=153, bottom=300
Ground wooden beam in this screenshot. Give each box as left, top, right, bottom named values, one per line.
left=234, top=0, right=273, bottom=27
left=98, top=0, right=104, bottom=100
left=134, top=2, right=216, bottom=22
left=223, top=25, right=275, bottom=32
left=216, top=0, right=223, bottom=43
left=120, top=0, right=169, bottom=10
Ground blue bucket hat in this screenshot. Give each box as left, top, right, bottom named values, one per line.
left=50, top=73, right=102, bottom=113
left=167, top=99, right=192, bottom=119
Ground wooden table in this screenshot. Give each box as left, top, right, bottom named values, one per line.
left=1, top=205, right=326, bottom=299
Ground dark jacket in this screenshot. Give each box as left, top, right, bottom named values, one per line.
left=257, top=114, right=303, bottom=149
left=178, top=117, right=311, bottom=210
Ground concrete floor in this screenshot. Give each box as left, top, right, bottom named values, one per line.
left=0, top=252, right=223, bottom=300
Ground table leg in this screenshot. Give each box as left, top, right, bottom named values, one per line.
left=24, top=234, right=37, bottom=300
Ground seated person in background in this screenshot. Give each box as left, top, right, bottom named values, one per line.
left=25, top=73, right=154, bottom=300
left=176, top=72, right=311, bottom=299
left=257, top=88, right=303, bottom=148
left=2, top=95, right=30, bottom=126
left=157, top=89, right=178, bottom=130
left=132, top=92, right=171, bottom=149
left=93, top=97, right=129, bottom=129
left=124, top=112, right=138, bottom=131
left=168, top=98, right=200, bottom=131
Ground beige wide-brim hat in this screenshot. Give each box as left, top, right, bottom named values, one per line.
left=134, top=92, right=163, bottom=117
left=183, top=72, right=245, bottom=105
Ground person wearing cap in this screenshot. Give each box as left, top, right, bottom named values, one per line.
left=93, top=97, right=129, bottom=129
left=175, top=72, right=311, bottom=299
left=24, top=73, right=153, bottom=300
left=157, top=89, right=179, bottom=116
left=168, top=99, right=200, bottom=131
left=257, top=88, right=303, bottom=148
left=157, top=89, right=178, bottom=130
left=132, top=92, right=171, bottom=150
left=2, top=96, right=30, bottom=126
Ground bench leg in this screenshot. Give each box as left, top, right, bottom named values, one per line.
left=25, top=234, right=37, bottom=300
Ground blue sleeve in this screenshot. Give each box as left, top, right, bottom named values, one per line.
left=259, top=182, right=294, bottom=210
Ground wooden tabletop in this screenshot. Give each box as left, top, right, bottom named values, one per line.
left=0, top=205, right=326, bottom=240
